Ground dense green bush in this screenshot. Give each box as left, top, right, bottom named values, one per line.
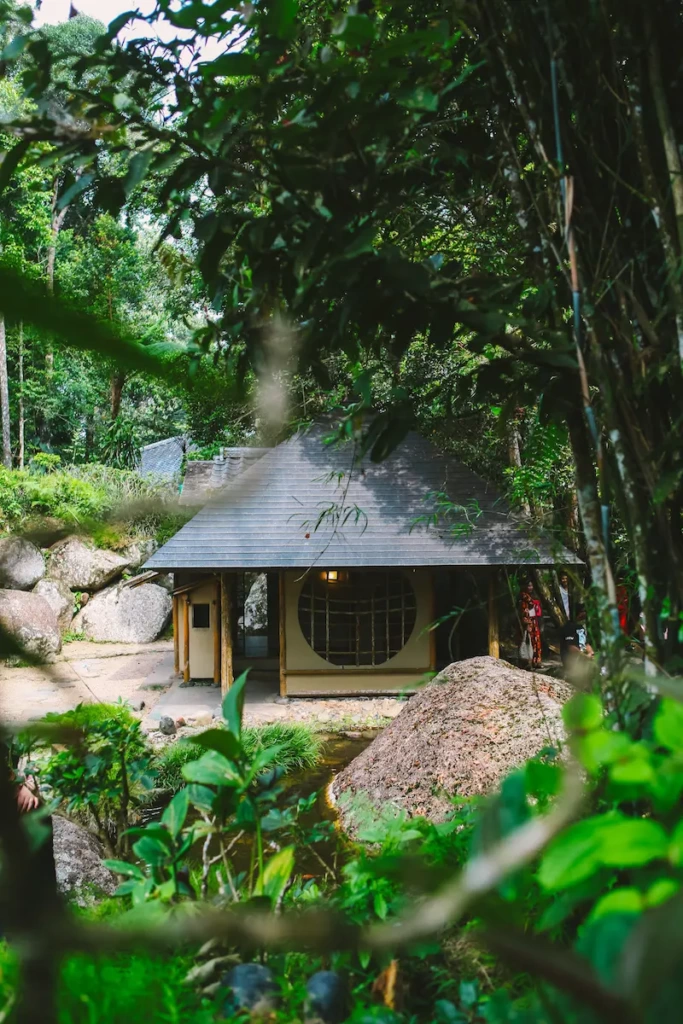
left=0, top=461, right=182, bottom=543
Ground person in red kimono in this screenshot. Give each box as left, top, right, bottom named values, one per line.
left=616, top=584, right=629, bottom=635
left=520, top=578, right=543, bottom=669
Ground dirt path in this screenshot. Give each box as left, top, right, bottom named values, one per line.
left=0, top=641, right=174, bottom=724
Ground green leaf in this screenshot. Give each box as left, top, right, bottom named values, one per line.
left=563, top=693, right=603, bottom=733
left=182, top=750, right=242, bottom=787
left=191, top=728, right=241, bottom=761
left=590, top=888, right=643, bottom=921
left=609, top=751, right=656, bottom=786
left=103, top=859, right=144, bottom=879
left=161, top=788, right=190, bottom=839
left=645, top=878, right=680, bottom=907
left=57, top=173, right=95, bottom=211
left=203, top=52, right=258, bottom=77
left=599, top=817, right=668, bottom=868
left=124, top=150, right=154, bottom=197
left=246, top=743, right=286, bottom=780
left=654, top=699, right=683, bottom=751
left=186, top=783, right=216, bottom=813
left=0, top=140, right=31, bottom=196
left=332, top=14, right=375, bottom=47
left=397, top=86, right=439, bottom=112
left=133, top=835, right=172, bottom=867
left=342, top=224, right=376, bottom=260
left=668, top=819, right=683, bottom=866
left=265, top=0, right=298, bottom=38
left=577, top=730, right=632, bottom=774
left=114, top=879, right=141, bottom=897
left=254, top=845, right=295, bottom=902
left=222, top=670, right=249, bottom=740
left=0, top=34, right=28, bottom=61
left=373, top=893, right=388, bottom=920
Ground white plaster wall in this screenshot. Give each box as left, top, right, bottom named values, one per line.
left=175, top=575, right=217, bottom=680
left=284, top=568, right=432, bottom=693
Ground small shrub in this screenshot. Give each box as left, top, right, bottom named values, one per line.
left=62, top=630, right=86, bottom=643
left=37, top=702, right=155, bottom=855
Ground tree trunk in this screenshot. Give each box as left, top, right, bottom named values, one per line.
left=506, top=413, right=530, bottom=515
left=532, top=569, right=565, bottom=629
left=567, top=412, right=621, bottom=661
left=84, top=412, right=95, bottom=462
left=0, top=315, right=11, bottom=469
left=18, top=321, right=24, bottom=470
left=110, top=371, right=126, bottom=420
left=45, top=178, right=70, bottom=373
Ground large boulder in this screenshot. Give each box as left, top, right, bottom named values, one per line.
left=332, top=657, right=572, bottom=825
left=0, top=589, right=61, bottom=659
left=33, top=578, right=74, bottom=634
left=0, top=536, right=45, bottom=590
left=72, top=581, right=172, bottom=643
left=52, top=815, right=117, bottom=904
left=48, top=536, right=130, bottom=592
left=120, top=538, right=158, bottom=570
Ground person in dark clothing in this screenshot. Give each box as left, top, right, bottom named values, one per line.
left=560, top=604, right=594, bottom=666
left=1, top=741, right=56, bottom=893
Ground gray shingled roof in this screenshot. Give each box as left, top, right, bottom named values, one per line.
left=145, top=424, right=580, bottom=571
left=180, top=449, right=270, bottom=505
left=140, top=436, right=187, bottom=479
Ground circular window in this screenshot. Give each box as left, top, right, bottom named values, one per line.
left=298, top=570, right=417, bottom=667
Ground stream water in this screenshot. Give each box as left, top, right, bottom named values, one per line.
left=146, top=733, right=374, bottom=883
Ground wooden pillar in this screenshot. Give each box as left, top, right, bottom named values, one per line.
left=220, top=572, right=233, bottom=697
left=213, top=580, right=221, bottom=686
left=172, top=595, right=179, bottom=674
left=429, top=572, right=437, bottom=671
left=182, top=594, right=190, bottom=683
left=488, top=571, right=500, bottom=659
left=279, top=570, right=287, bottom=698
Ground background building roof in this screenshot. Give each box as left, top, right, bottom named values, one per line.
left=145, top=424, right=580, bottom=571
left=140, top=436, right=187, bottom=479
left=179, top=449, right=271, bottom=505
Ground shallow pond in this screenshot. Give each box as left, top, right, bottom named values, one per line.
left=144, top=732, right=374, bottom=884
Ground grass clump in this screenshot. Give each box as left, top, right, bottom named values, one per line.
left=154, top=722, right=322, bottom=792
left=0, top=938, right=212, bottom=1024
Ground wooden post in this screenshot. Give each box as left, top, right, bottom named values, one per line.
left=279, top=571, right=287, bottom=698
left=172, top=595, right=179, bottom=674
left=429, top=572, right=437, bottom=671
left=182, top=594, right=190, bottom=683
left=220, top=572, right=233, bottom=697
left=213, top=580, right=221, bottom=686
left=488, top=571, right=500, bottom=659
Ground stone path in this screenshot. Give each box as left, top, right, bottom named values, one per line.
left=145, top=673, right=406, bottom=732
left=0, top=641, right=174, bottom=724
left=0, top=639, right=406, bottom=732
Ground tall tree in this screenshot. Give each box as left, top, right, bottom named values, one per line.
left=0, top=315, right=10, bottom=467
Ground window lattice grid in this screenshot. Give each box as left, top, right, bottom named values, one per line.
left=298, top=571, right=417, bottom=667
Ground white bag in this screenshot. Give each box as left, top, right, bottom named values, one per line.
left=519, top=632, right=533, bottom=662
